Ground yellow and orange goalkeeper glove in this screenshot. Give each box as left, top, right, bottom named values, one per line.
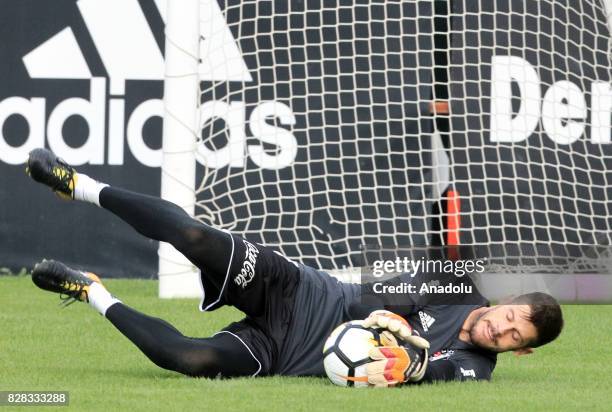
left=363, top=310, right=430, bottom=387
left=362, top=310, right=416, bottom=340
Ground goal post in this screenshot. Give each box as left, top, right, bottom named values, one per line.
left=160, top=0, right=612, bottom=299
left=159, top=0, right=200, bottom=298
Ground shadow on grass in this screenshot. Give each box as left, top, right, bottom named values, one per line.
left=95, top=366, right=331, bottom=386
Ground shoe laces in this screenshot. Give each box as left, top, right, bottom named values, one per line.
left=58, top=281, right=88, bottom=307
left=51, top=159, right=74, bottom=194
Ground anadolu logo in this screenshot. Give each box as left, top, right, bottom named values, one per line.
left=0, top=0, right=297, bottom=169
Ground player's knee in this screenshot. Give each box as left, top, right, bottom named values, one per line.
left=174, top=223, right=229, bottom=256
left=144, top=340, right=225, bottom=378
left=171, top=346, right=226, bottom=378
left=180, top=225, right=210, bottom=246
left=144, top=345, right=185, bottom=374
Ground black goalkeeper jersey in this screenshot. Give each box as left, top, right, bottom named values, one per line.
left=398, top=302, right=497, bottom=382
left=271, top=264, right=496, bottom=381
left=348, top=273, right=497, bottom=382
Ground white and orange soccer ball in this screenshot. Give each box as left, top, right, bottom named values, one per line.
left=322, top=320, right=383, bottom=387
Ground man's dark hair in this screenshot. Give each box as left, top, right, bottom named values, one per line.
left=511, top=292, right=563, bottom=348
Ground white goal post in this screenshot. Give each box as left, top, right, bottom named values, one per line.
left=160, top=0, right=612, bottom=298
left=159, top=0, right=200, bottom=298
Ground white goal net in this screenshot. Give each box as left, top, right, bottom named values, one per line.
left=160, top=0, right=612, bottom=297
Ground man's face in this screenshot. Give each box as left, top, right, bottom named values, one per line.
left=468, top=304, right=538, bottom=353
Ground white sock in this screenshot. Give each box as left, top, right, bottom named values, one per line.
left=88, top=282, right=121, bottom=316
left=74, top=174, right=108, bottom=207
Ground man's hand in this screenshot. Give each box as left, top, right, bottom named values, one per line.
left=363, top=310, right=414, bottom=339
left=362, top=310, right=430, bottom=387
left=366, top=343, right=428, bottom=387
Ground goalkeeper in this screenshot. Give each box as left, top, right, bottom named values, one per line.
left=25, top=148, right=564, bottom=386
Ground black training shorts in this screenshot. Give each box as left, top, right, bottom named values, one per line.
left=197, top=231, right=360, bottom=376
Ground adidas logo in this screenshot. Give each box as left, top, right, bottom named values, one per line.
left=0, top=0, right=297, bottom=169
left=22, top=0, right=251, bottom=90
left=418, top=311, right=435, bottom=332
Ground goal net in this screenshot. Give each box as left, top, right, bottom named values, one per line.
left=160, top=0, right=612, bottom=298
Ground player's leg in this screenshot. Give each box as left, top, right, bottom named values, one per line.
left=26, top=148, right=301, bottom=316
left=99, top=185, right=235, bottom=286
left=31, top=260, right=261, bottom=377
left=104, top=304, right=261, bottom=377
left=26, top=148, right=233, bottom=284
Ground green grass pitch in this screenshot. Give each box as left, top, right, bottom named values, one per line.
left=1, top=275, right=611, bottom=412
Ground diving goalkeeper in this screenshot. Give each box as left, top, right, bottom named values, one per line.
left=26, top=148, right=564, bottom=387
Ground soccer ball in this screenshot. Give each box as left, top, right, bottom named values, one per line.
left=322, top=320, right=382, bottom=387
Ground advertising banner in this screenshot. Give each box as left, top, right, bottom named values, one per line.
left=0, top=1, right=435, bottom=276
left=449, top=0, right=611, bottom=268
